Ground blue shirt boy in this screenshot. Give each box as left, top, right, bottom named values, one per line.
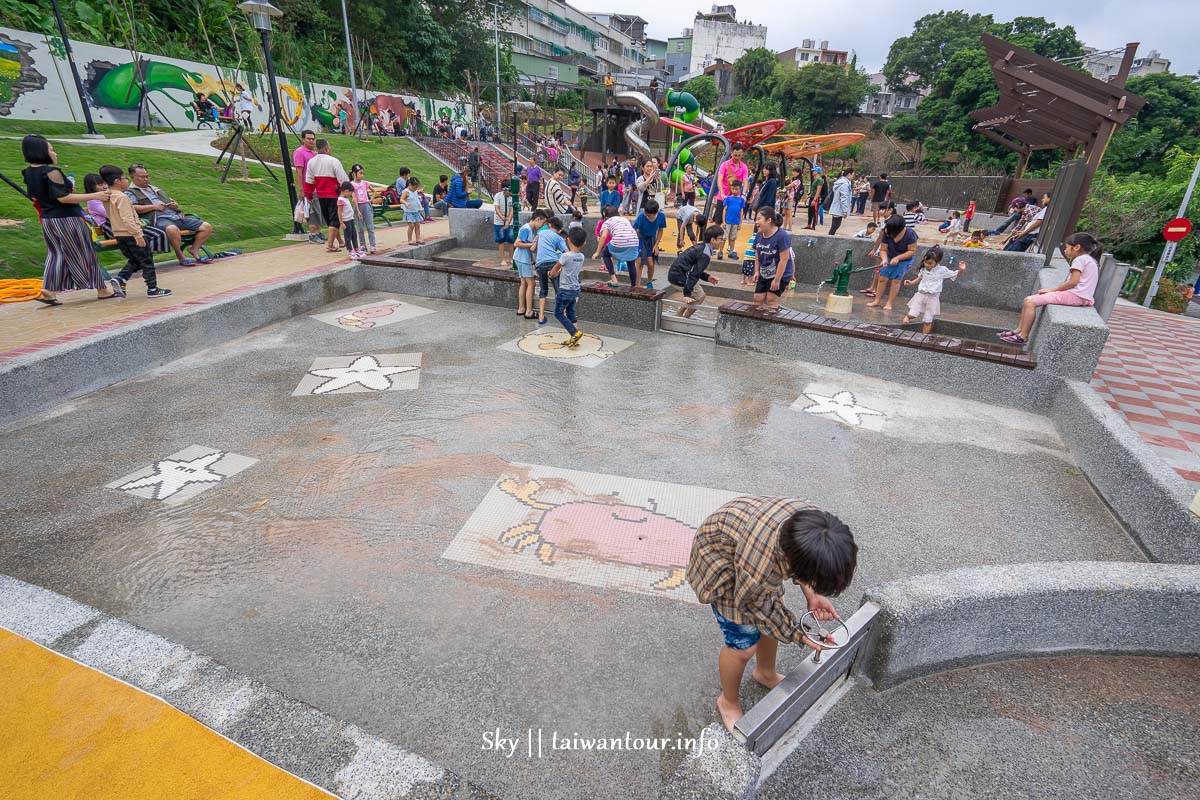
left=514, top=222, right=536, bottom=266
left=632, top=209, right=666, bottom=241
left=535, top=228, right=567, bottom=266
left=723, top=195, right=747, bottom=225
left=600, top=187, right=622, bottom=208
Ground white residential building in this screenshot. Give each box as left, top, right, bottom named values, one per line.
left=1082, top=47, right=1171, bottom=81
left=778, top=39, right=848, bottom=68
left=687, top=5, right=767, bottom=75
left=859, top=72, right=925, bottom=117
left=501, top=1, right=650, bottom=82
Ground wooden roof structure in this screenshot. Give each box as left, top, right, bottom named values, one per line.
left=970, top=32, right=1146, bottom=240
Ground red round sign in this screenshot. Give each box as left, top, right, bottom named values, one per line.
left=1163, top=217, right=1192, bottom=242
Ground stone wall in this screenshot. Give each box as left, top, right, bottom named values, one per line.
left=865, top=175, right=1006, bottom=213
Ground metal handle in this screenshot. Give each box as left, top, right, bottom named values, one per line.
left=799, top=611, right=849, bottom=663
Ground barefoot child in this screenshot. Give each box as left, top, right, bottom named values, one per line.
left=999, top=232, right=1102, bottom=347
left=400, top=176, right=424, bottom=244
left=751, top=207, right=793, bottom=313
left=687, top=498, right=858, bottom=732
left=594, top=205, right=641, bottom=288
left=902, top=245, right=965, bottom=334
left=535, top=216, right=568, bottom=325
left=549, top=226, right=587, bottom=347
left=668, top=224, right=723, bottom=318
left=867, top=215, right=918, bottom=311
left=513, top=209, right=546, bottom=318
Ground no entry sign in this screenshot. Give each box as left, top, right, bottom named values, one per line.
left=1163, top=217, right=1192, bottom=242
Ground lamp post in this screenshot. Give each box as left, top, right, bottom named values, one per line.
left=238, top=1, right=302, bottom=237
left=493, top=1, right=503, bottom=132
left=339, top=0, right=358, bottom=133
left=49, top=0, right=102, bottom=138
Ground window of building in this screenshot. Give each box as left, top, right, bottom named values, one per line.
left=800, top=52, right=809, bottom=61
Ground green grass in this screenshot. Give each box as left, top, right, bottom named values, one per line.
left=0, top=119, right=147, bottom=138
left=0, top=135, right=454, bottom=279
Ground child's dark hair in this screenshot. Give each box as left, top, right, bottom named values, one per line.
left=350, top=163, right=364, bottom=176
left=971, top=229, right=984, bottom=238
left=601, top=204, right=618, bottom=218
left=885, top=215, right=906, bottom=237
left=865, top=222, right=877, bottom=230
left=567, top=226, right=587, bottom=247
left=439, top=174, right=448, bottom=182
left=756, top=206, right=782, bottom=226
left=529, top=208, right=548, bottom=222
left=644, top=199, right=660, bottom=214
left=84, top=172, right=106, bottom=192
left=606, top=174, right=617, bottom=183
left=702, top=224, right=725, bottom=243
left=729, top=178, right=742, bottom=189
left=951, top=211, right=960, bottom=218
left=398, top=166, right=411, bottom=177
left=922, top=244, right=944, bottom=265
left=572, top=209, right=583, bottom=221
left=695, top=214, right=708, bottom=229
left=547, top=216, right=563, bottom=230
left=407, top=176, right=420, bottom=187
left=779, top=509, right=858, bottom=597
left=98, top=165, right=124, bottom=185
left=340, top=181, right=354, bottom=192
left=1064, top=231, right=1103, bottom=260
left=905, top=200, right=920, bottom=211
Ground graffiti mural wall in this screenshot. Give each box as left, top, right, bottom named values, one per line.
left=0, top=26, right=471, bottom=131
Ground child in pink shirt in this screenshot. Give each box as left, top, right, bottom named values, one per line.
left=350, top=164, right=376, bottom=254
left=999, top=232, right=1101, bottom=346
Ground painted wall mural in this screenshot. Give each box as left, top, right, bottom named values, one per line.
left=0, top=26, right=471, bottom=132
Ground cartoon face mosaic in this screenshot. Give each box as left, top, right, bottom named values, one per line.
left=292, top=353, right=422, bottom=396
left=310, top=297, right=435, bottom=331
left=441, top=463, right=742, bottom=601
left=498, top=330, right=634, bottom=368
left=106, top=446, right=257, bottom=505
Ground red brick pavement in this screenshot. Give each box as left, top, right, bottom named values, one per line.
left=1091, top=302, right=1200, bottom=488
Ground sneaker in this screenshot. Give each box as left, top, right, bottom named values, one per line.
left=308, top=234, right=323, bottom=244
left=567, top=331, right=583, bottom=349
left=146, top=287, right=173, bottom=298
left=108, top=278, right=126, bottom=297
left=115, top=276, right=128, bottom=291
left=317, top=232, right=328, bottom=242
left=367, top=247, right=376, bottom=254
left=349, top=250, right=362, bottom=260
left=644, top=281, right=654, bottom=290
left=714, top=252, right=723, bottom=259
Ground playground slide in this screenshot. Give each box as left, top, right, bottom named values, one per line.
left=613, top=90, right=657, bottom=161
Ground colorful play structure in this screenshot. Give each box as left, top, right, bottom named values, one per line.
left=609, top=89, right=864, bottom=219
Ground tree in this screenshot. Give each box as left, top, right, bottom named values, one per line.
left=884, top=114, right=930, bottom=168
left=1107, top=73, right=1200, bottom=176
left=682, top=75, right=719, bottom=110
left=772, top=63, right=871, bottom=132
left=719, top=96, right=784, bottom=130
left=733, top=47, right=778, bottom=100
left=882, top=11, right=994, bottom=92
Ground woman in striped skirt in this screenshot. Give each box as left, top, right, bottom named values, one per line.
left=21, top=134, right=122, bottom=305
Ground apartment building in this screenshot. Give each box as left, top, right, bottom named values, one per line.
left=859, top=72, right=925, bottom=117
left=679, top=5, right=767, bottom=78
left=778, top=39, right=847, bottom=68
left=1083, top=46, right=1171, bottom=81
left=502, top=1, right=649, bottom=83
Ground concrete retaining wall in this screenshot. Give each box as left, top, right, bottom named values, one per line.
left=862, top=562, right=1200, bottom=688
left=1050, top=379, right=1200, bottom=563
left=0, top=265, right=362, bottom=430
left=362, top=261, right=662, bottom=331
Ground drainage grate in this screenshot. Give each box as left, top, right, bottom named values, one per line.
left=659, top=299, right=718, bottom=338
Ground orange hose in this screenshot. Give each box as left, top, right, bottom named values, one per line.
left=0, top=279, right=44, bottom=302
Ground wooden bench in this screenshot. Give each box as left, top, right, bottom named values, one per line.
left=93, top=231, right=211, bottom=261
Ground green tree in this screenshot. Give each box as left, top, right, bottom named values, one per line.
left=719, top=96, right=784, bottom=130
left=733, top=47, right=778, bottom=100
left=1107, top=73, right=1200, bottom=176
left=884, top=113, right=930, bottom=167
left=681, top=75, right=719, bottom=110
left=882, top=11, right=994, bottom=92
left=772, top=63, right=871, bottom=132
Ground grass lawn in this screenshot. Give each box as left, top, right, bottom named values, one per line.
left=0, top=119, right=146, bottom=138
left=0, top=134, right=455, bottom=280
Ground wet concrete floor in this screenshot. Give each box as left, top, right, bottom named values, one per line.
left=0, top=291, right=1142, bottom=799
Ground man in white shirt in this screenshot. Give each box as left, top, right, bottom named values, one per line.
left=493, top=188, right=514, bottom=267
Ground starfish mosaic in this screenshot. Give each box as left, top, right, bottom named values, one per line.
left=307, top=355, right=419, bottom=394
left=800, top=390, right=886, bottom=427
left=117, top=451, right=227, bottom=500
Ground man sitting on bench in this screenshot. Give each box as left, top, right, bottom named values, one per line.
left=125, top=163, right=214, bottom=265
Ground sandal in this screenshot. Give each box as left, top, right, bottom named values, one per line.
left=999, top=332, right=1027, bottom=345
left=35, top=296, right=63, bottom=306
left=197, top=255, right=213, bottom=264
left=180, top=257, right=197, bottom=266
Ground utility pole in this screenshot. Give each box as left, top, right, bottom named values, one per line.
left=1144, top=153, right=1200, bottom=307
left=339, top=0, right=358, bottom=131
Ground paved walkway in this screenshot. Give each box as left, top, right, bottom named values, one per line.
left=1091, top=301, right=1200, bottom=488
left=45, top=129, right=256, bottom=160
left=0, top=218, right=449, bottom=360
left=0, top=627, right=334, bottom=799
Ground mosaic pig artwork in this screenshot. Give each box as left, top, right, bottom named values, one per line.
left=337, top=302, right=402, bottom=329
left=496, top=478, right=696, bottom=590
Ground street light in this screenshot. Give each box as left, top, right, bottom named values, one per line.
left=49, top=0, right=102, bottom=138
left=237, top=0, right=302, bottom=237
left=339, top=0, right=358, bottom=134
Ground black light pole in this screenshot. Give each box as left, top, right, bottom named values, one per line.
left=49, top=0, right=102, bottom=138
left=238, top=1, right=302, bottom=236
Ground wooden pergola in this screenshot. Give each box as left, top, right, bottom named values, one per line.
left=970, top=33, right=1146, bottom=238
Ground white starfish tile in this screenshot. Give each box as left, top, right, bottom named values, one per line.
left=292, top=353, right=422, bottom=396
left=798, top=390, right=887, bottom=428
left=107, top=446, right=257, bottom=505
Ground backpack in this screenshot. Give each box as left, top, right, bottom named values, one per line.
left=382, top=186, right=401, bottom=206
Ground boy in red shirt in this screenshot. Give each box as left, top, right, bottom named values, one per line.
left=963, top=199, right=976, bottom=233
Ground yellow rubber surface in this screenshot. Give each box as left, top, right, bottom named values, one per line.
left=0, top=627, right=337, bottom=800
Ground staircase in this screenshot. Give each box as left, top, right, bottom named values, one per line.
left=410, top=136, right=510, bottom=198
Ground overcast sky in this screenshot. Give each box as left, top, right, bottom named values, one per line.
left=612, top=0, right=1199, bottom=76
